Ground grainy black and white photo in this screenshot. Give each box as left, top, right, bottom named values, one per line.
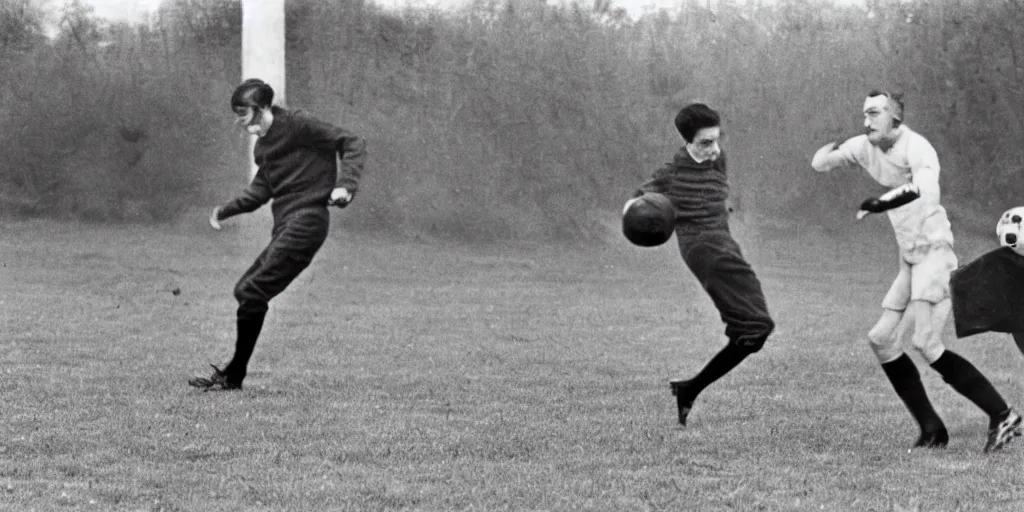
left=4, top=0, right=1024, bottom=510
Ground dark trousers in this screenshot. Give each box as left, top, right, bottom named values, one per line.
left=677, top=229, right=774, bottom=351
left=224, top=209, right=329, bottom=381
left=234, top=209, right=330, bottom=314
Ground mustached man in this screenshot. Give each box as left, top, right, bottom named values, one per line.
left=811, top=90, right=1021, bottom=453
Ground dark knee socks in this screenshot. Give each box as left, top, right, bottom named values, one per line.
left=224, top=306, right=268, bottom=382
left=881, top=354, right=945, bottom=433
left=930, top=350, right=1009, bottom=425
left=683, top=344, right=750, bottom=401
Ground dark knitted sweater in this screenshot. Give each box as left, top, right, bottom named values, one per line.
left=219, top=106, right=366, bottom=223
left=637, top=148, right=730, bottom=232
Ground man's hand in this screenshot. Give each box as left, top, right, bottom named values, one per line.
left=329, top=187, right=353, bottom=208
left=209, top=206, right=223, bottom=230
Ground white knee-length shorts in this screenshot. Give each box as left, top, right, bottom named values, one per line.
left=882, top=242, right=958, bottom=311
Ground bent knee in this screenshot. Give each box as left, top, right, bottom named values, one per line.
left=909, top=331, right=944, bottom=363
left=730, top=319, right=774, bottom=353
left=867, top=328, right=903, bottom=362
left=234, top=278, right=266, bottom=304
left=237, top=298, right=268, bottom=318
left=867, top=324, right=895, bottom=348
left=234, top=278, right=269, bottom=309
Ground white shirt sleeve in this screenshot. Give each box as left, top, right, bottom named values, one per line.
left=836, top=135, right=868, bottom=168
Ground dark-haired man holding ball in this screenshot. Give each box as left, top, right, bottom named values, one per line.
left=627, top=103, right=775, bottom=426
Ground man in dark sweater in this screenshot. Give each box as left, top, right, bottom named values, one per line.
left=629, top=103, right=775, bottom=426
left=188, top=78, right=366, bottom=391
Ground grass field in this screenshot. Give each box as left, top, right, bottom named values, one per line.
left=3, top=213, right=1024, bottom=511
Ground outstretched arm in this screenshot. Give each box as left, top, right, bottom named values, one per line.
left=212, top=170, right=273, bottom=227
left=856, top=137, right=941, bottom=219
left=856, top=183, right=921, bottom=219
left=811, top=142, right=848, bottom=172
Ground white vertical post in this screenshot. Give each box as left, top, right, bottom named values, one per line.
left=145, top=0, right=161, bottom=30
left=241, top=0, right=286, bottom=180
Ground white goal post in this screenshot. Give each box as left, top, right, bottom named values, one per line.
left=241, top=0, right=286, bottom=180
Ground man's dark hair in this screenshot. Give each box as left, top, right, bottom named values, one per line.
left=231, top=78, right=275, bottom=111
left=867, top=89, right=904, bottom=128
left=674, top=103, right=721, bottom=143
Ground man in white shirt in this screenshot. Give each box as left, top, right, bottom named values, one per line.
left=811, top=90, right=1021, bottom=453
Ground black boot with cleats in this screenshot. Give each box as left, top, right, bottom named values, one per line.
left=913, top=428, right=949, bottom=449
left=984, top=408, right=1023, bottom=453
left=188, top=364, right=243, bottom=391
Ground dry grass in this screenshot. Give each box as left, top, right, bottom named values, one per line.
left=2, top=215, right=1023, bottom=511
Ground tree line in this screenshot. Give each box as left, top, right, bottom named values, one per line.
left=0, top=0, right=1020, bottom=241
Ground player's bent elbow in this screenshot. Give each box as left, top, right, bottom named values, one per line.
left=810, top=147, right=837, bottom=172
left=810, top=159, right=833, bottom=173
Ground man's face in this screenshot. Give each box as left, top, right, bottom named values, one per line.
left=234, top=106, right=265, bottom=135
left=685, top=126, right=722, bottom=162
left=863, top=95, right=898, bottom=145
